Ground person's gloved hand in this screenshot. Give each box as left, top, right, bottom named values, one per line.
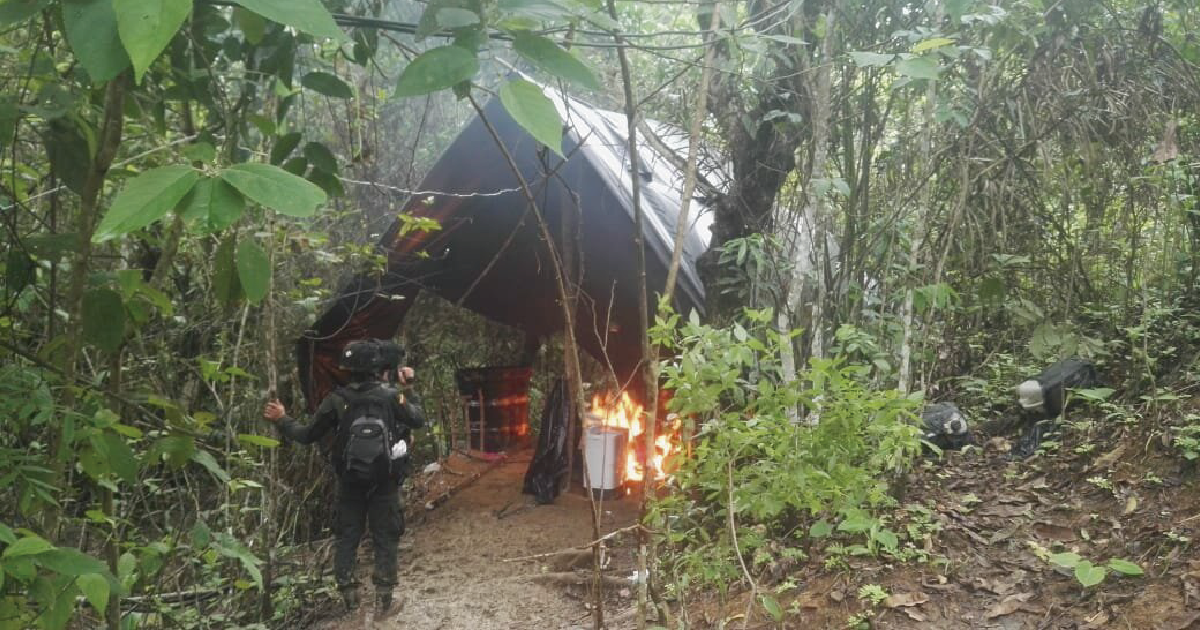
left=263, top=400, right=286, bottom=422
left=398, top=367, right=415, bottom=385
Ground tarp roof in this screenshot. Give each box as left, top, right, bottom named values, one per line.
left=297, top=87, right=717, bottom=407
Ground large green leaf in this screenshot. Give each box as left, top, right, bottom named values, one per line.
left=759, top=594, right=783, bottom=622
left=190, top=450, right=230, bottom=483
left=211, top=533, right=262, bottom=589
left=912, top=36, right=955, bottom=53
left=220, top=163, right=326, bottom=217
left=101, top=432, right=138, bottom=482
left=0, top=0, right=50, bottom=25
left=1049, top=552, right=1081, bottom=568
left=1106, top=559, right=1143, bottom=576
left=232, top=7, right=265, bottom=44
left=180, top=177, right=246, bottom=232
left=82, top=289, right=125, bottom=353
left=849, top=51, right=894, bottom=67
left=151, top=435, right=195, bottom=470
left=307, top=169, right=344, bottom=197
left=237, top=434, right=279, bottom=448
left=2, top=535, right=52, bottom=558
left=113, top=0, right=192, bottom=84
left=190, top=520, right=211, bottom=548
left=44, top=118, right=93, bottom=194
left=269, top=131, right=302, bottom=165
left=416, top=0, right=480, bottom=40
left=37, top=548, right=108, bottom=577
left=303, top=142, right=337, bottom=173
left=511, top=32, right=600, bottom=90
left=6, top=250, right=35, bottom=298
left=499, top=79, right=563, bottom=156
left=76, top=573, right=110, bottom=616
left=301, top=71, right=353, bottom=98
left=62, top=0, right=130, bottom=83
left=394, top=45, right=478, bottom=97
left=1074, top=561, right=1106, bottom=587
left=280, top=156, right=308, bottom=177
left=895, top=56, right=940, bottom=80
left=230, top=0, right=346, bottom=42
left=436, top=7, right=479, bottom=28
left=212, top=236, right=243, bottom=306
left=33, top=574, right=79, bottom=630
left=94, top=165, right=200, bottom=241
left=236, top=237, right=269, bottom=305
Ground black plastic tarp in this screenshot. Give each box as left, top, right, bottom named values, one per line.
left=522, top=378, right=573, bottom=503
left=297, top=85, right=715, bottom=408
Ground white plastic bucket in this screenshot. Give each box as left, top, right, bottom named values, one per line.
left=584, top=426, right=627, bottom=492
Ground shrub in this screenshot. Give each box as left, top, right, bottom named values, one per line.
left=649, top=307, right=923, bottom=595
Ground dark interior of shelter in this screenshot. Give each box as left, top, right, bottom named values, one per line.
left=295, top=85, right=713, bottom=503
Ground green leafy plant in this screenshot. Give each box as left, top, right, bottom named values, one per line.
left=1046, top=551, right=1143, bottom=588
left=649, top=306, right=922, bottom=620
left=0, top=529, right=117, bottom=629
left=857, top=583, right=889, bottom=606
left=1173, top=414, right=1200, bottom=461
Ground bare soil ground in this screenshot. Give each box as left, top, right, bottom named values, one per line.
left=690, top=423, right=1200, bottom=630
left=312, top=451, right=641, bottom=630
left=302, top=419, right=1200, bottom=630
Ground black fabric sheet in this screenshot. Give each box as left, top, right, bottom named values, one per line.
left=523, top=379, right=573, bottom=504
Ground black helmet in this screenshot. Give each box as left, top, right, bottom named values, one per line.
left=372, top=339, right=405, bottom=371
left=339, top=340, right=382, bottom=374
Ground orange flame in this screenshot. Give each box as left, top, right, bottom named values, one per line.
left=590, top=392, right=675, bottom=482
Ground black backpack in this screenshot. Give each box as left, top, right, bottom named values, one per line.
left=331, top=385, right=398, bottom=483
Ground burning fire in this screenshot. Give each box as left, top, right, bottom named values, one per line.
left=590, top=391, right=676, bottom=482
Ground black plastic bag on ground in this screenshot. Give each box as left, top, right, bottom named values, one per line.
left=523, top=379, right=573, bottom=504
left=1014, top=357, right=1101, bottom=458
left=921, top=402, right=972, bottom=452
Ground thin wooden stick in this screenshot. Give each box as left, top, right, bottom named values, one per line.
left=501, top=524, right=644, bottom=563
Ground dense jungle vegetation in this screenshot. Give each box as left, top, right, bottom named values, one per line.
left=0, top=0, right=1198, bottom=627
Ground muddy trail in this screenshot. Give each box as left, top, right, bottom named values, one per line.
left=310, top=451, right=641, bottom=630
left=298, top=420, right=1199, bottom=630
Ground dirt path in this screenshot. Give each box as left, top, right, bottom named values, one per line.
left=772, top=433, right=1200, bottom=630
left=320, top=451, right=640, bottom=630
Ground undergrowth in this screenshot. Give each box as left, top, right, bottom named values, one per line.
left=648, top=307, right=923, bottom=620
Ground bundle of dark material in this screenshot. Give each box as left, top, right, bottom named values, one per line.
left=921, top=402, right=973, bottom=452
left=523, top=379, right=573, bottom=504
left=1013, top=357, right=1101, bottom=458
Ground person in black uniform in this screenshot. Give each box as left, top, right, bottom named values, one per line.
left=262, top=339, right=423, bottom=614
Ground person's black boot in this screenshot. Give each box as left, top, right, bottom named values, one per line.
left=375, top=591, right=393, bottom=615
left=339, top=586, right=360, bottom=611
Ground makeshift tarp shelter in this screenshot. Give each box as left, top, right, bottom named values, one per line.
left=297, top=87, right=717, bottom=408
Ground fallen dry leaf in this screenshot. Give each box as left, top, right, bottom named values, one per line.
left=1092, top=443, right=1128, bottom=470
left=1082, top=610, right=1110, bottom=629
left=980, top=578, right=1016, bottom=596
left=884, top=592, right=929, bottom=608
left=1021, top=477, right=1050, bottom=491
left=988, top=437, right=1012, bottom=453
left=1124, top=494, right=1139, bottom=515
left=984, top=592, right=1034, bottom=619
left=1033, top=521, right=1077, bottom=541
left=979, top=503, right=1031, bottom=518
left=797, top=590, right=826, bottom=609
left=903, top=608, right=927, bottom=622
left=1159, top=611, right=1200, bottom=630
left=989, top=528, right=1017, bottom=543
left=996, top=493, right=1029, bottom=505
